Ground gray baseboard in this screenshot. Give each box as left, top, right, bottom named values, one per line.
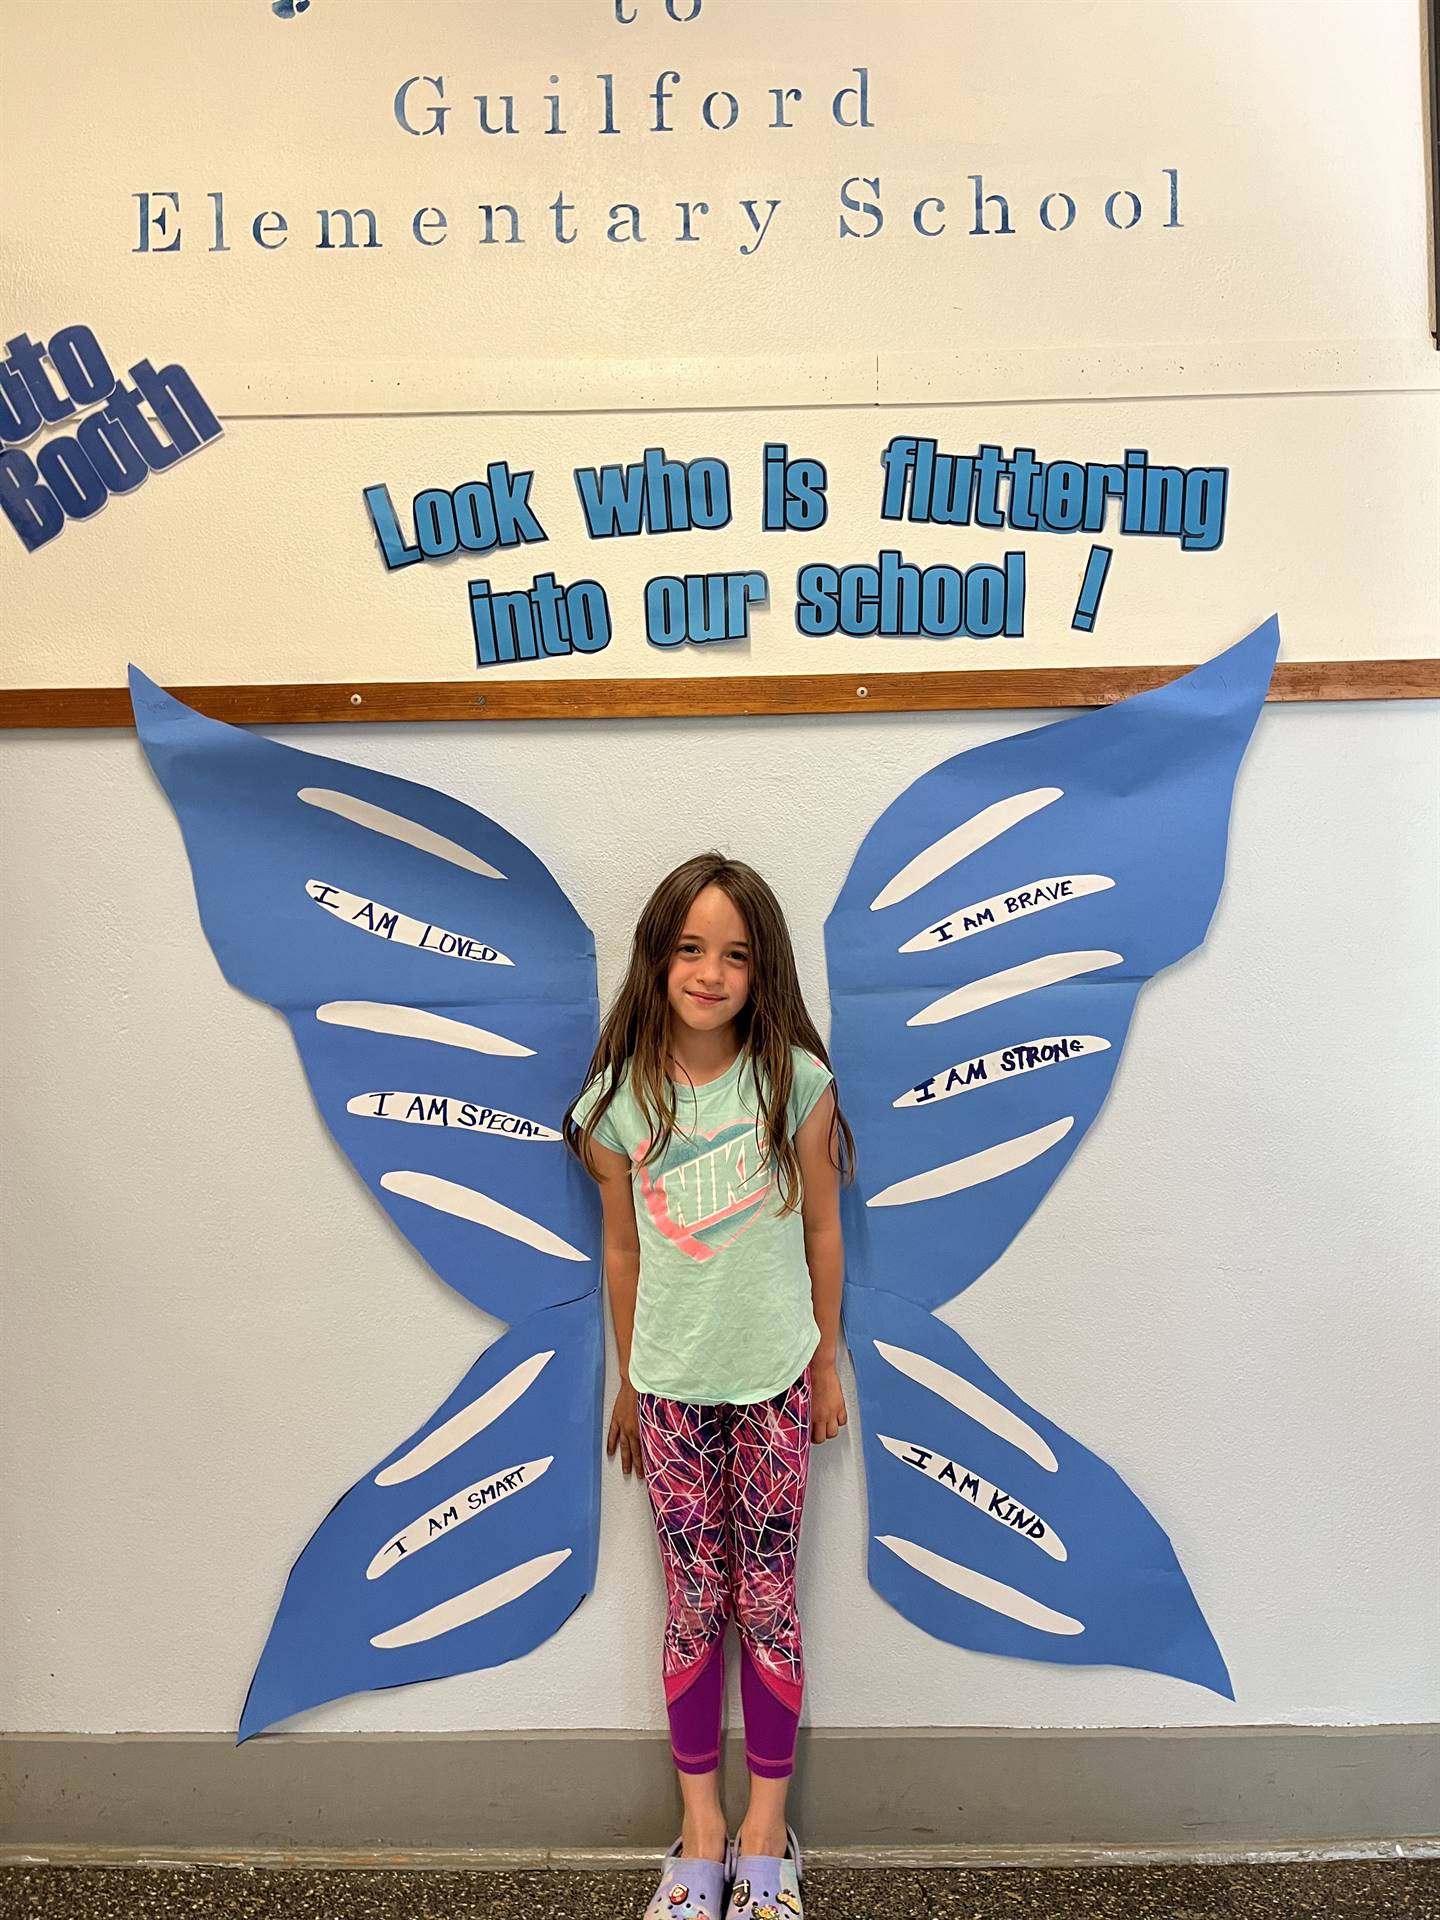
left=2, top=1727, right=1435, bottom=1861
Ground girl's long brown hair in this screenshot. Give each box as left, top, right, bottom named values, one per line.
left=564, top=853, right=855, bottom=1214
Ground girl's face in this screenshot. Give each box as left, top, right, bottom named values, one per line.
left=666, top=884, right=751, bottom=1038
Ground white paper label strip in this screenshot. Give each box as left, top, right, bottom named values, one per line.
left=371, top=1549, right=572, bottom=1649
left=376, top=1352, right=553, bottom=1485
left=868, top=1115, right=1074, bottom=1208
left=908, top=951, right=1124, bottom=1026
left=348, top=1092, right=559, bottom=1141
left=316, top=1002, right=534, bottom=1059
left=878, top=1434, right=1066, bottom=1561
left=297, top=788, right=507, bottom=881
left=367, top=1457, right=554, bottom=1579
left=895, top=1035, right=1110, bottom=1108
left=900, top=875, right=1114, bottom=951
left=877, top=1535, right=1083, bottom=1636
left=869, top=789, right=1064, bottom=911
left=306, top=881, right=513, bottom=966
left=381, top=1170, right=589, bottom=1262
left=873, top=1340, right=1059, bottom=1473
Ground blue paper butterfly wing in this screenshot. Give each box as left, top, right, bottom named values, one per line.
left=130, top=669, right=603, bottom=1736
left=843, top=1286, right=1233, bottom=1695
left=236, top=1294, right=603, bottom=1741
left=826, top=620, right=1280, bottom=1695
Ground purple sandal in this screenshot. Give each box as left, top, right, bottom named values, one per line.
left=641, top=1833, right=733, bottom=1920
left=722, top=1823, right=804, bottom=1919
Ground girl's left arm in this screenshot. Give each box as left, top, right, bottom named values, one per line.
left=798, top=1084, right=848, bottom=1445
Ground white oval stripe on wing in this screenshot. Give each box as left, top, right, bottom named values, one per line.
left=908, top=951, right=1124, bottom=1026
left=306, top=882, right=514, bottom=966
left=380, top=1170, right=589, bottom=1263
left=867, top=1116, right=1074, bottom=1208
left=895, top=1035, right=1110, bottom=1107
left=366, top=1457, right=554, bottom=1578
left=873, top=1340, right=1059, bottom=1472
left=877, top=1535, right=1083, bottom=1635
left=348, top=1092, right=559, bottom=1141
left=878, top=1434, right=1066, bottom=1561
left=900, top=876, right=1114, bottom=952
left=376, top=1351, right=554, bottom=1485
left=869, top=789, right=1064, bottom=911
left=316, top=1003, right=534, bottom=1058
left=297, top=788, right=507, bottom=880
left=370, top=1549, right=572, bottom=1649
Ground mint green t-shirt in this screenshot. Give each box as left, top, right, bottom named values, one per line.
left=572, top=1045, right=833, bottom=1405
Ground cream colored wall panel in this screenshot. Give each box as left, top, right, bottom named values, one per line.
left=5, top=392, right=1435, bottom=686
left=3, top=0, right=1431, bottom=413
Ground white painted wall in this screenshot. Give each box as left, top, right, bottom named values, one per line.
left=3, top=700, right=1437, bottom=1735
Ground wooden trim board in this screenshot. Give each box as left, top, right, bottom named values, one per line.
left=1, top=660, right=1436, bottom=730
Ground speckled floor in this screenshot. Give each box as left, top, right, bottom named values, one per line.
left=2, top=1862, right=1438, bottom=1919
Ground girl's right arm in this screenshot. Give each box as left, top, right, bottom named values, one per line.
left=589, top=1138, right=647, bottom=1478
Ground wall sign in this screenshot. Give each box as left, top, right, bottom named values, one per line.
left=0, top=327, right=222, bottom=553
left=2, top=3, right=1435, bottom=717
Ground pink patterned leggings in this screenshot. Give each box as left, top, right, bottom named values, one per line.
left=634, top=1365, right=812, bottom=1780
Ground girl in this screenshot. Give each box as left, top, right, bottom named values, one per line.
left=566, top=853, right=854, bottom=1920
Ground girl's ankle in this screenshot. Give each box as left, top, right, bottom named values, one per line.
left=679, top=1815, right=728, bottom=1861
left=736, top=1823, right=788, bottom=1857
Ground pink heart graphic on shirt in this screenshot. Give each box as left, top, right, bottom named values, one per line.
left=635, top=1121, right=772, bottom=1264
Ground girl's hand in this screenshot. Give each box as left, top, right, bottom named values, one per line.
left=810, top=1360, right=848, bottom=1444
left=607, top=1380, right=646, bottom=1479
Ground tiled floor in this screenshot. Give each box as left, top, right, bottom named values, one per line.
left=1, top=1862, right=1437, bottom=1919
